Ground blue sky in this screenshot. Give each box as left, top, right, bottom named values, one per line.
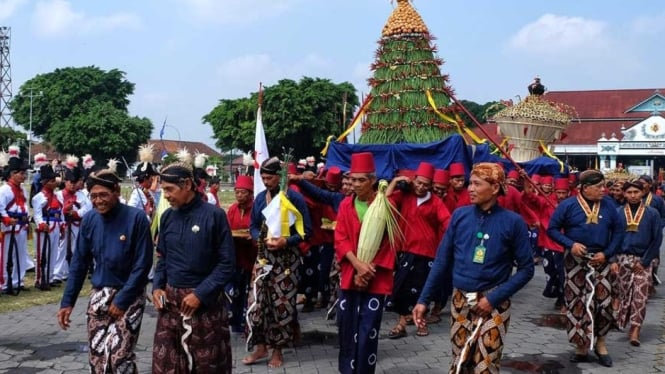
left=2, top=0, right=664, bottom=149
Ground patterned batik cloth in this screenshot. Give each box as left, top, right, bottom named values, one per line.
left=563, top=252, right=614, bottom=349
left=246, top=226, right=300, bottom=351
left=387, top=252, right=433, bottom=315
left=86, top=287, right=145, bottom=374
left=615, top=254, right=652, bottom=329
left=152, top=286, right=231, bottom=374
left=449, top=288, right=511, bottom=374
left=337, top=290, right=385, bottom=374
left=542, top=249, right=565, bottom=303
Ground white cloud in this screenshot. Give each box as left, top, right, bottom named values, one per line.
left=509, top=14, right=608, bottom=55
left=0, top=0, right=27, bottom=21
left=177, top=0, right=300, bottom=25
left=32, top=0, right=141, bottom=38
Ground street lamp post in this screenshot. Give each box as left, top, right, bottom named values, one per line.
left=27, top=88, right=43, bottom=165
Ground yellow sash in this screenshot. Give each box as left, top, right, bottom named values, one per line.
left=624, top=203, right=645, bottom=232
left=577, top=194, right=600, bottom=224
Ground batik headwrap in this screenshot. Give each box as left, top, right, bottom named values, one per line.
left=471, top=162, right=506, bottom=195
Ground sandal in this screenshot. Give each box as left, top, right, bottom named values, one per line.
left=404, top=315, right=414, bottom=325
left=388, top=324, right=407, bottom=339
left=416, top=325, right=429, bottom=337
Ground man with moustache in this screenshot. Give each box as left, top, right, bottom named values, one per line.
left=548, top=170, right=623, bottom=367
left=57, top=160, right=153, bottom=373
left=152, top=156, right=236, bottom=373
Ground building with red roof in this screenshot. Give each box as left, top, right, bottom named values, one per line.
left=471, top=88, right=665, bottom=177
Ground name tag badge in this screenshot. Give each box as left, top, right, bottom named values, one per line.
left=473, top=245, right=486, bottom=264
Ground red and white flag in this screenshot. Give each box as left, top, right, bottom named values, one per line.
left=253, top=106, right=269, bottom=197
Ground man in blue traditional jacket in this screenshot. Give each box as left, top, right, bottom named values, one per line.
left=548, top=169, right=623, bottom=368
left=413, top=162, right=534, bottom=373
left=613, top=179, right=662, bottom=346
left=57, top=162, right=153, bottom=373
left=243, top=157, right=312, bottom=369
left=152, top=157, right=236, bottom=374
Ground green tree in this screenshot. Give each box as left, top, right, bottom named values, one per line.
left=203, top=77, right=358, bottom=158
left=8, top=66, right=151, bottom=164
left=46, top=101, right=152, bottom=176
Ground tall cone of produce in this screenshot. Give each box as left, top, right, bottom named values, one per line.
left=359, top=0, right=458, bottom=144
left=492, top=80, right=576, bottom=162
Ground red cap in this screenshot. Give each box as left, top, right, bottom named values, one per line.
left=507, top=170, right=520, bottom=179
left=568, top=173, right=578, bottom=182
left=449, top=162, right=465, bottom=177
left=287, top=162, right=298, bottom=175
left=531, top=174, right=542, bottom=183
left=433, top=169, right=450, bottom=184
left=350, top=152, right=375, bottom=173
left=541, top=176, right=553, bottom=185
left=415, top=162, right=435, bottom=180
left=325, top=166, right=342, bottom=186
left=554, top=178, right=569, bottom=191
left=396, top=169, right=416, bottom=178
left=235, top=175, right=254, bottom=191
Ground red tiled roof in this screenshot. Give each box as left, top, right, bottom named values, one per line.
left=30, top=142, right=63, bottom=161
left=544, top=89, right=665, bottom=119
left=147, top=139, right=222, bottom=160
left=555, top=121, right=625, bottom=145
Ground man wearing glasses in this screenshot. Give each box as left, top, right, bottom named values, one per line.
left=57, top=161, right=153, bottom=373
left=548, top=170, right=623, bottom=368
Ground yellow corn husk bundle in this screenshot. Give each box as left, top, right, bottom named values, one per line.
left=493, top=95, right=576, bottom=126
left=357, top=180, right=402, bottom=263
left=382, top=0, right=429, bottom=37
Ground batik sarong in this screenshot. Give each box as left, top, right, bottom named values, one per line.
left=337, top=290, right=385, bottom=374
left=564, top=251, right=614, bottom=349
left=542, top=249, right=565, bottom=303
left=152, top=286, right=231, bottom=374
left=246, top=224, right=300, bottom=350
left=449, top=288, right=510, bottom=374
left=387, top=252, right=433, bottom=315
left=86, top=287, right=145, bottom=374
left=615, top=254, right=652, bottom=329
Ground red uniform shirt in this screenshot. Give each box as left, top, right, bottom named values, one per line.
left=444, top=187, right=471, bottom=213
left=391, top=190, right=450, bottom=258
left=227, top=201, right=258, bottom=271
left=498, top=185, right=539, bottom=227
left=521, top=192, right=563, bottom=252
left=335, top=195, right=396, bottom=295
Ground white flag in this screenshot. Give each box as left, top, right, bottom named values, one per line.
left=253, top=106, right=269, bottom=197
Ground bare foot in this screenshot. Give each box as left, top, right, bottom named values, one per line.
left=268, top=349, right=283, bottom=369
left=242, top=347, right=268, bottom=365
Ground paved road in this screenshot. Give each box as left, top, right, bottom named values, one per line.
left=0, top=260, right=664, bottom=373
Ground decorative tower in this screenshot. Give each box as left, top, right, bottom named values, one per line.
left=359, top=0, right=457, bottom=144
left=0, top=27, right=11, bottom=128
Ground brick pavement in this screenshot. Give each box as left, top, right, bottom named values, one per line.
left=0, top=259, right=664, bottom=373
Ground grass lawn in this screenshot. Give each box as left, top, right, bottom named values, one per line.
left=0, top=189, right=237, bottom=315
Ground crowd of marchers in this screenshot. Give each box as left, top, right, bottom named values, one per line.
left=0, top=143, right=661, bottom=374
